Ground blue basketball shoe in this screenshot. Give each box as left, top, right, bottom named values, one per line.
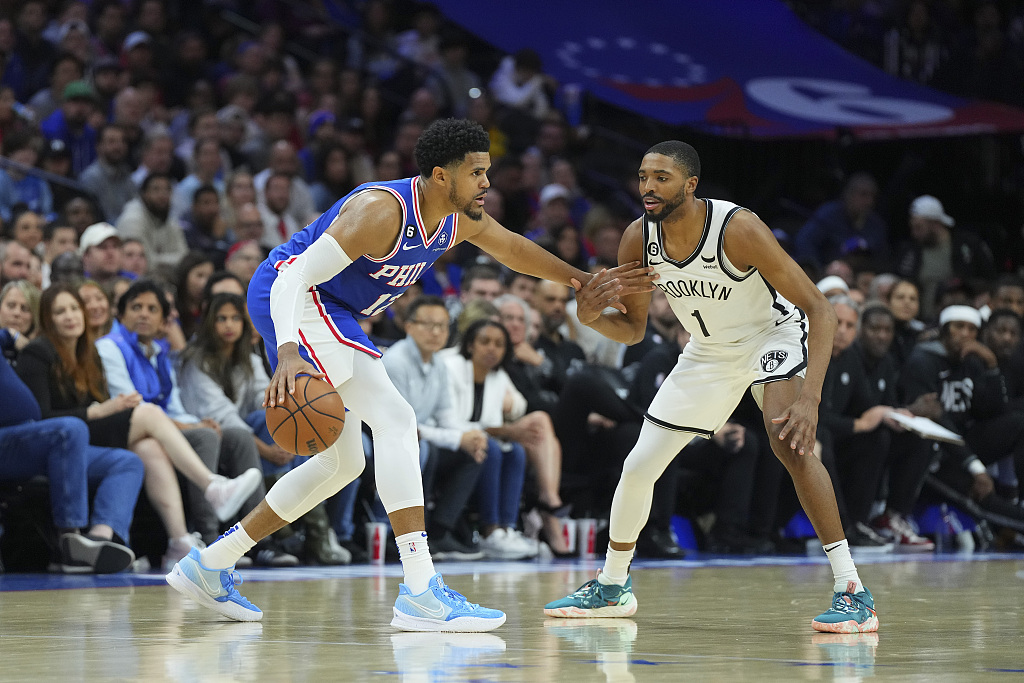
left=165, top=547, right=262, bottom=622
left=391, top=573, right=506, bottom=632
left=811, top=584, right=878, bottom=633
left=544, top=572, right=638, bottom=618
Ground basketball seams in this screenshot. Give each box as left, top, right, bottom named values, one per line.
left=266, top=375, right=345, bottom=456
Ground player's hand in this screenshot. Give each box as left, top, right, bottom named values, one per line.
left=571, top=262, right=658, bottom=323
left=265, top=342, right=326, bottom=408
left=970, top=471, right=995, bottom=500
left=771, top=395, right=819, bottom=456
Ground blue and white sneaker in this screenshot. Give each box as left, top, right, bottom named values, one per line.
left=544, top=572, right=637, bottom=618
left=391, top=573, right=506, bottom=632
left=165, top=548, right=262, bottom=622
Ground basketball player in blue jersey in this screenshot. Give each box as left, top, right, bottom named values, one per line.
left=165, top=118, right=655, bottom=632
left=544, top=141, right=879, bottom=634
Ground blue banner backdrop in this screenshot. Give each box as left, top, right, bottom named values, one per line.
left=438, top=0, right=1024, bottom=139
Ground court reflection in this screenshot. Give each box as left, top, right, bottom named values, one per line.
left=389, top=631, right=507, bottom=682
left=811, top=632, right=879, bottom=681
left=543, top=618, right=639, bottom=683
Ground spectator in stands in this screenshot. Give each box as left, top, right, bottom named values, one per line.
left=49, top=251, right=84, bottom=286
left=895, top=195, right=995, bottom=321
left=496, top=293, right=558, bottom=413
left=131, top=130, right=179, bottom=188
left=120, top=238, right=148, bottom=279
left=0, top=278, right=39, bottom=348
left=0, top=130, right=53, bottom=222
left=13, top=0, right=56, bottom=100
left=231, top=202, right=266, bottom=248
left=0, top=349, right=141, bottom=573
left=381, top=296, right=487, bottom=560
left=427, top=32, right=481, bottom=118
left=78, top=280, right=112, bottom=338
left=254, top=140, right=317, bottom=228
left=27, top=52, right=83, bottom=123
left=41, top=222, right=78, bottom=285
left=883, top=0, right=948, bottom=84
left=299, top=109, right=337, bottom=181
left=171, top=136, right=224, bottom=222
left=173, top=251, right=215, bottom=341
left=40, top=79, right=97, bottom=176
left=1, top=240, right=33, bottom=287
left=242, top=91, right=297, bottom=172
left=258, top=173, right=299, bottom=247
left=528, top=184, right=574, bottom=243
left=182, top=185, right=231, bottom=268
left=490, top=48, right=551, bottom=119
left=17, top=284, right=263, bottom=571
left=347, top=0, right=400, bottom=82
left=310, top=143, right=355, bottom=213
left=396, top=3, right=442, bottom=68
left=79, top=124, right=136, bottom=223
left=983, top=308, right=1024, bottom=412
left=887, top=278, right=927, bottom=366
left=818, top=296, right=897, bottom=549
left=224, top=240, right=262, bottom=289
left=222, top=169, right=257, bottom=235
left=531, top=280, right=586, bottom=385
left=117, top=172, right=187, bottom=281
left=442, top=319, right=537, bottom=559
left=178, top=293, right=339, bottom=565
left=986, top=275, right=1024, bottom=320
left=795, top=172, right=891, bottom=271
left=6, top=208, right=44, bottom=254
left=95, top=280, right=271, bottom=553
left=91, top=0, right=127, bottom=60
left=79, top=222, right=130, bottom=288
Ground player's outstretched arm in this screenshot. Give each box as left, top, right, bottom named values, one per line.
left=724, top=211, right=838, bottom=454
left=573, top=220, right=653, bottom=345
left=265, top=192, right=404, bottom=407
left=464, top=211, right=655, bottom=301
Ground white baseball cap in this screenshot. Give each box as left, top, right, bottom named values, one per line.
left=79, top=222, right=121, bottom=255
left=539, top=183, right=571, bottom=207
left=816, top=275, right=849, bottom=295
left=910, top=195, right=954, bottom=227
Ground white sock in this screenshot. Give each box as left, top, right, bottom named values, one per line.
left=199, top=523, right=256, bottom=570
left=396, top=531, right=435, bottom=594
left=823, top=539, right=863, bottom=593
left=600, top=546, right=634, bottom=586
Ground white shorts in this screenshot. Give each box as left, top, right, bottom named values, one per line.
left=644, top=315, right=808, bottom=437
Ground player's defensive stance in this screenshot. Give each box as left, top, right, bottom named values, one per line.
left=165, top=119, right=654, bottom=631
left=543, top=141, right=878, bottom=634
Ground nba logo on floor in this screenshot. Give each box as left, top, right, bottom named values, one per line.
left=761, top=350, right=788, bottom=372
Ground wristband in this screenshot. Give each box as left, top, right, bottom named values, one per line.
left=966, top=459, right=987, bottom=476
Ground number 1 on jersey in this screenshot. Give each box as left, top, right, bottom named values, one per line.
left=690, top=309, right=710, bottom=337
left=360, top=293, right=399, bottom=316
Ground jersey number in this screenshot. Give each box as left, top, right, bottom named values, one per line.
left=360, top=293, right=401, bottom=316
left=690, top=309, right=710, bottom=337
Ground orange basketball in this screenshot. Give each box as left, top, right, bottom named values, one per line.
left=265, top=375, right=346, bottom=455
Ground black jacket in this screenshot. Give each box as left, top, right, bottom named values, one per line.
left=894, top=230, right=996, bottom=288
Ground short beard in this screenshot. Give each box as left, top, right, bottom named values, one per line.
left=644, top=187, right=687, bottom=222
left=450, top=184, right=484, bottom=221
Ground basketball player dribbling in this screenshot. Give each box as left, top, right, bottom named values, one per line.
left=165, top=118, right=655, bottom=632
left=543, top=141, right=879, bottom=634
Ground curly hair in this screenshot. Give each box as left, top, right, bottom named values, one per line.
left=645, top=140, right=701, bottom=179
left=414, top=118, right=490, bottom=177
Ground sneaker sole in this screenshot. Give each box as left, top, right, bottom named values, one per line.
left=811, top=615, right=879, bottom=634
left=61, top=535, right=135, bottom=574
left=165, top=563, right=263, bottom=622
left=543, top=597, right=638, bottom=619
left=390, top=609, right=506, bottom=633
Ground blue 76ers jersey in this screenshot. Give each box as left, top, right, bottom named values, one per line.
left=267, top=176, right=459, bottom=318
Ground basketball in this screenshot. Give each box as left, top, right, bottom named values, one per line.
left=265, top=375, right=346, bottom=456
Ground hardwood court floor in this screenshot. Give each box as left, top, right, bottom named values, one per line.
left=1, top=553, right=1022, bottom=682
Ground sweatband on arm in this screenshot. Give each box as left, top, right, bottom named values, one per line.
left=269, top=233, right=353, bottom=346
left=966, top=458, right=987, bottom=476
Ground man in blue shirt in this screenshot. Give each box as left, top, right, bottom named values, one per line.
left=39, top=80, right=97, bottom=177
left=795, top=173, right=891, bottom=271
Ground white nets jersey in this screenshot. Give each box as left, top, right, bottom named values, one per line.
left=643, top=198, right=800, bottom=346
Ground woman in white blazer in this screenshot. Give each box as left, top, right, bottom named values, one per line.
left=442, top=319, right=539, bottom=560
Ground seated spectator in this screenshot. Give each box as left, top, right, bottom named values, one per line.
left=5, top=209, right=44, bottom=254
left=39, top=79, right=97, bottom=177
left=0, top=131, right=53, bottom=222
left=79, top=222, right=134, bottom=288
left=794, top=172, right=891, bottom=271
left=980, top=308, right=1024, bottom=498
left=178, top=293, right=343, bottom=565
left=232, top=203, right=268, bottom=248
left=496, top=294, right=559, bottom=414
left=170, top=136, right=225, bottom=222
left=61, top=196, right=99, bottom=236
left=381, top=296, right=487, bottom=560
left=49, top=251, right=85, bottom=286
left=531, top=280, right=586, bottom=391
left=886, top=278, right=927, bottom=366
left=983, top=275, right=1024, bottom=321
left=78, top=279, right=112, bottom=338
left=254, top=140, right=317, bottom=228
left=0, top=279, right=40, bottom=350
left=173, top=251, right=215, bottom=341
left=258, top=173, right=300, bottom=248
left=182, top=186, right=231, bottom=268
left=224, top=240, right=263, bottom=289
left=94, top=280, right=270, bottom=555
left=201, top=271, right=246, bottom=301
left=310, top=143, right=355, bottom=213
left=40, top=222, right=78, bottom=287
left=121, top=238, right=148, bottom=279
left=1, top=351, right=142, bottom=573
left=16, top=284, right=261, bottom=570
left=489, top=48, right=551, bottom=119
left=222, top=169, right=257, bottom=236
left=117, top=172, right=188, bottom=280
left=895, top=195, right=995, bottom=321
left=27, top=51, right=85, bottom=123
left=1, top=241, right=33, bottom=288
left=131, top=129, right=180, bottom=188
left=78, top=123, right=137, bottom=223
left=442, top=319, right=538, bottom=559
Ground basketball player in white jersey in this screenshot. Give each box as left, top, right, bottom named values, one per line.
left=544, top=141, right=878, bottom=633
